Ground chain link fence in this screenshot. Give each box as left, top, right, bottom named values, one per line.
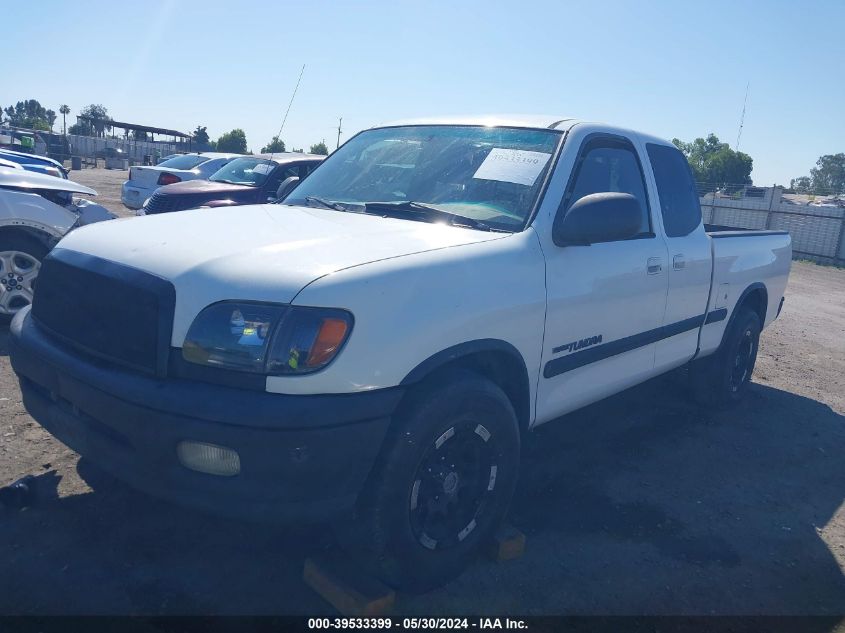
left=697, top=183, right=845, bottom=266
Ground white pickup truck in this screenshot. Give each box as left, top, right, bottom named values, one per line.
left=9, top=116, right=791, bottom=589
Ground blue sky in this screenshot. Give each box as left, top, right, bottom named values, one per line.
left=3, top=0, right=843, bottom=184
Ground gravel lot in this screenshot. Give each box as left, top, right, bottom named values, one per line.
left=0, top=169, right=843, bottom=615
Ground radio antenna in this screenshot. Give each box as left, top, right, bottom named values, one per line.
left=269, top=64, right=305, bottom=162
left=735, top=81, right=749, bottom=151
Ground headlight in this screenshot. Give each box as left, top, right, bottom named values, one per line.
left=182, top=302, right=353, bottom=375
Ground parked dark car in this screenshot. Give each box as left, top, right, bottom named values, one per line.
left=139, top=153, right=324, bottom=215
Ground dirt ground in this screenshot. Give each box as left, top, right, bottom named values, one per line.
left=0, top=169, right=843, bottom=615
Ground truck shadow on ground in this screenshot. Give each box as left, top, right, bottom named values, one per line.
left=1, top=374, right=844, bottom=618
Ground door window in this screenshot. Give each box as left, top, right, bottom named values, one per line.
left=646, top=143, right=702, bottom=237
left=562, top=137, right=652, bottom=237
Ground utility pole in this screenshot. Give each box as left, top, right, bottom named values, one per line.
left=336, top=117, right=343, bottom=149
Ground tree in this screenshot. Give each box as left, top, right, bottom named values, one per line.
left=3, top=99, right=51, bottom=129
left=79, top=104, right=111, bottom=137
left=790, top=176, right=812, bottom=194
left=132, top=129, right=148, bottom=141
left=809, top=153, right=845, bottom=194
left=59, top=104, right=70, bottom=135
left=216, top=128, right=247, bottom=153
left=46, top=109, right=57, bottom=133
left=192, top=125, right=210, bottom=146
left=261, top=135, right=285, bottom=153
left=309, top=141, right=329, bottom=155
left=68, top=121, right=94, bottom=136
left=672, top=133, right=753, bottom=187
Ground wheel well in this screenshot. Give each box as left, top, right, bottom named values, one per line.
left=736, top=284, right=768, bottom=325
left=402, top=348, right=531, bottom=433
left=0, top=225, right=56, bottom=250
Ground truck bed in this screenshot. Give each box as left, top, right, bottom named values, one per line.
left=696, top=225, right=792, bottom=358
left=704, top=224, right=789, bottom=238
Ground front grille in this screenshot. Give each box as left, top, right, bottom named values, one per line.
left=145, top=191, right=184, bottom=214
left=145, top=191, right=208, bottom=214
left=31, top=250, right=175, bottom=376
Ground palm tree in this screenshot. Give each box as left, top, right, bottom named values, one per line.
left=59, top=104, right=70, bottom=135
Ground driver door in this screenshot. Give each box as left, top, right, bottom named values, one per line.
left=534, top=133, right=669, bottom=423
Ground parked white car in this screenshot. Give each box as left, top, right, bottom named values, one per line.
left=120, top=152, right=241, bottom=209
left=9, top=117, right=791, bottom=589
left=0, top=167, right=114, bottom=318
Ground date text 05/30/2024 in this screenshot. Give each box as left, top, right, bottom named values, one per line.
left=308, top=618, right=528, bottom=630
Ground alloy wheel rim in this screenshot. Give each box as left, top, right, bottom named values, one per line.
left=0, top=250, right=40, bottom=316
left=409, top=420, right=498, bottom=551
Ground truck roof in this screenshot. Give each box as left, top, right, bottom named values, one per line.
left=372, top=116, right=677, bottom=149
left=376, top=115, right=579, bottom=131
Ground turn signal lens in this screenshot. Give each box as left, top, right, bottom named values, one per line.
left=267, top=307, right=353, bottom=375
left=306, top=318, right=350, bottom=367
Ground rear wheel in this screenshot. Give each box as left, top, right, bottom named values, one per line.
left=0, top=233, right=47, bottom=321
left=347, top=368, right=520, bottom=591
left=689, top=307, right=761, bottom=407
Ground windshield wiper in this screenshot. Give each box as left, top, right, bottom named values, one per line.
left=362, top=201, right=506, bottom=232
left=304, top=196, right=349, bottom=212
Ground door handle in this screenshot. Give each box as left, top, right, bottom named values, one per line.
left=647, top=257, right=663, bottom=275
left=673, top=254, right=685, bottom=270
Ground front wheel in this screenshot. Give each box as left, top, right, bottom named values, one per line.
left=689, top=307, right=761, bottom=407
left=348, top=368, right=521, bottom=591
left=0, top=233, right=47, bottom=321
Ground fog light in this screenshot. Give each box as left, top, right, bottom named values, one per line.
left=177, top=441, right=241, bottom=476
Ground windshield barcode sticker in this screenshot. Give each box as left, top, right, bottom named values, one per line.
left=473, top=148, right=552, bottom=186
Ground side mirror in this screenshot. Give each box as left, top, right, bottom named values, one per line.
left=274, top=176, right=300, bottom=201
left=553, top=192, right=643, bottom=246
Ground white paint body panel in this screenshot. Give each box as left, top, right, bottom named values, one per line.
left=56, top=204, right=506, bottom=347
left=698, top=234, right=792, bottom=356
left=49, top=117, right=792, bottom=428
left=0, top=167, right=114, bottom=239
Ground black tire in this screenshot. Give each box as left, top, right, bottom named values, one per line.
left=345, top=368, right=521, bottom=592
left=689, top=307, right=761, bottom=407
left=0, top=232, right=48, bottom=323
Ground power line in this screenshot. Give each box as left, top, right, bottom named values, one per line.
left=269, top=64, right=305, bottom=161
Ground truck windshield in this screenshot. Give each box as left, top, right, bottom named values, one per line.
left=210, top=157, right=275, bottom=186
left=285, top=125, right=562, bottom=232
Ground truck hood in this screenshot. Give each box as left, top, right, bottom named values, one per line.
left=0, top=166, right=95, bottom=195
left=57, top=204, right=507, bottom=341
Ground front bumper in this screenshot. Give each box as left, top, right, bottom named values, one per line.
left=9, top=308, right=403, bottom=522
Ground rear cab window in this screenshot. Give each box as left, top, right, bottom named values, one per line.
left=646, top=143, right=702, bottom=237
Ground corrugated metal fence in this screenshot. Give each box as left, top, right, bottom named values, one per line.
left=65, top=134, right=185, bottom=163
left=698, top=185, right=845, bottom=265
